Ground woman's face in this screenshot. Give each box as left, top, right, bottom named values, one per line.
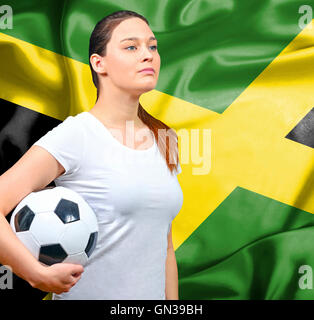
left=102, top=17, right=160, bottom=95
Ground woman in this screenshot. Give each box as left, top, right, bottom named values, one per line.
left=0, top=10, right=183, bottom=300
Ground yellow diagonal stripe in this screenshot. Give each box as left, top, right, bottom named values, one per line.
left=141, top=21, right=314, bottom=250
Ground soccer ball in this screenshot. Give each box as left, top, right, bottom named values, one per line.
left=10, top=186, right=98, bottom=267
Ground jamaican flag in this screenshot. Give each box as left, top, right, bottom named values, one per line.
left=0, top=0, right=314, bottom=300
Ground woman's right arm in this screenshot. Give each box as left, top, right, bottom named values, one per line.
left=0, top=145, right=84, bottom=294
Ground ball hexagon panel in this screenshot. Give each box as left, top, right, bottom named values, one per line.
left=11, top=192, right=39, bottom=219
left=54, top=198, right=80, bottom=224
left=30, top=212, right=65, bottom=246
left=59, top=221, right=90, bottom=255
left=77, top=202, right=99, bottom=233
left=21, top=188, right=65, bottom=214
left=85, top=232, right=98, bottom=258
left=14, top=205, right=35, bottom=232
left=39, top=244, right=68, bottom=266
left=54, top=187, right=98, bottom=232
left=63, top=252, right=89, bottom=266
left=16, top=231, right=41, bottom=260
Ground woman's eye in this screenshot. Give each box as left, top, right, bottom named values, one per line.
left=126, top=45, right=158, bottom=51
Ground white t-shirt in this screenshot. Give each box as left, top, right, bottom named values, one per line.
left=32, top=111, right=183, bottom=300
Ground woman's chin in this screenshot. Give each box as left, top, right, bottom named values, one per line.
left=132, top=84, right=156, bottom=95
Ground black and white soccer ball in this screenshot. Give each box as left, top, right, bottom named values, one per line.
left=10, top=186, right=98, bottom=267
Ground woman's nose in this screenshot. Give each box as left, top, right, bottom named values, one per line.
left=141, top=46, right=153, bottom=61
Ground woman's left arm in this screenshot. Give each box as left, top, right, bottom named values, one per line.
left=165, top=224, right=179, bottom=300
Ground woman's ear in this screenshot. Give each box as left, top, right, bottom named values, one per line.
left=90, top=53, right=107, bottom=75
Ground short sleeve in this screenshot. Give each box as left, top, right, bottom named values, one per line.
left=32, top=116, right=84, bottom=176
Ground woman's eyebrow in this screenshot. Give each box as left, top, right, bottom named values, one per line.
left=120, top=36, right=157, bottom=43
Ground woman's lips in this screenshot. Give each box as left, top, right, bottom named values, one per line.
left=139, top=68, right=155, bottom=74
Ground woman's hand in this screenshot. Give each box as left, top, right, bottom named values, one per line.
left=28, top=263, right=84, bottom=294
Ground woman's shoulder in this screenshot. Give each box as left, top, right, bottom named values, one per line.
left=60, top=112, right=87, bottom=130
left=37, top=112, right=87, bottom=145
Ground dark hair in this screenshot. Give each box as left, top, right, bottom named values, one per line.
left=89, top=10, right=180, bottom=175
